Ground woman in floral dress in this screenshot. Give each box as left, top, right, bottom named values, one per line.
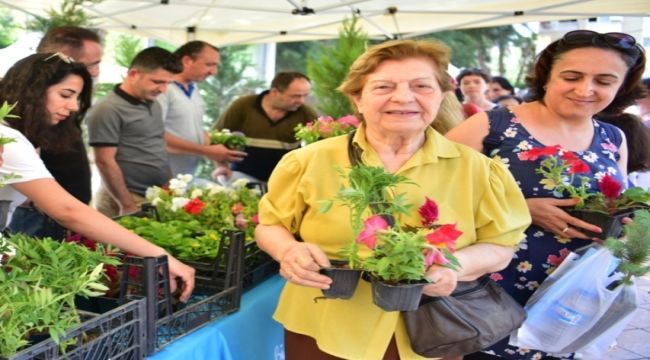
left=447, top=30, right=647, bottom=359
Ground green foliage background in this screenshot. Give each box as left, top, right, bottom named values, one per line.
left=306, top=16, right=368, bottom=118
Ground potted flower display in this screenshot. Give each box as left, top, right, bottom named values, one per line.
left=519, top=145, right=650, bottom=239
left=295, top=115, right=360, bottom=145
left=208, top=128, right=248, bottom=150
left=321, top=165, right=462, bottom=309
left=319, top=165, right=411, bottom=299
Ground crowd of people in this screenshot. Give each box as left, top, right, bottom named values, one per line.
left=1, top=25, right=649, bottom=360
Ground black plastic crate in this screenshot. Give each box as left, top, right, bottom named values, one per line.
left=119, top=230, right=244, bottom=355
left=242, top=241, right=278, bottom=290
left=4, top=297, right=146, bottom=360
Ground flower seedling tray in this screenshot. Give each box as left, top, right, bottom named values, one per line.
left=119, top=230, right=244, bottom=355
left=4, top=297, right=147, bottom=360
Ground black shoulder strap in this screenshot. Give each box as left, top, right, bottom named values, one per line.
left=347, top=130, right=363, bottom=166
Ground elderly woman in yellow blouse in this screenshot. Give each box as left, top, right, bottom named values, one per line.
left=255, top=39, right=531, bottom=360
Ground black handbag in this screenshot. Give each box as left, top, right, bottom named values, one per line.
left=402, top=275, right=526, bottom=358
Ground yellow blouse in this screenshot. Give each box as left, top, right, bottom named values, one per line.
left=258, top=126, right=531, bottom=359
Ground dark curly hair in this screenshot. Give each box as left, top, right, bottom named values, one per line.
left=597, top=113, right=650, bottom=173
left=526, top=31, right=646, bottom=115
left=0, top=53, right=93, bottom=152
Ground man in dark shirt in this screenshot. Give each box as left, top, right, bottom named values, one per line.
left=214, top=72, right=318, bottom=181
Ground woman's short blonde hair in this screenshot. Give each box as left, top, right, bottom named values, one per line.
left=338, top=39, right=453, bottom=121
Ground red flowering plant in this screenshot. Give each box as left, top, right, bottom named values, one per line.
left=322, top=165, right=462, bottom=283
left=294, top=115, right=360, bottom=145
left=519, top=145, right=650, bottom=215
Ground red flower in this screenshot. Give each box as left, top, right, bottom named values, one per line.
left=547, top=248, right=571, bottom=266
left=183, top=198, right=205, bottom=215
left=231, top=202, right=244, bottom=215
left=567, top=159, right=590, bottom=174
left=425, top=223, right=463, bottom=252
left=357, top=215, right=389, bottom=250
left=251, top=214, right=259, bottom=225
left=599, top=174, right=622, bottom=200
left=418, top=197, right=439, bottom=227
left=518, top=145, right=560, bottom=161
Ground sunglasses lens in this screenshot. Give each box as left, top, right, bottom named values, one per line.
left=604, top=32, right=636, bottom=48
left=562, top=30, right=638, bottom=51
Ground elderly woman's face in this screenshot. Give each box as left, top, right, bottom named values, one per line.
left=544, top=47, right=628, bottom=120
left=353, top=58, right=443, bottom=137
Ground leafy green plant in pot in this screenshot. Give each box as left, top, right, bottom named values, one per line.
left=0, top=233, right=119, bottom=357
left=358, top=196, right=462, bottom=312
left=319, top=165, right=412, bottom=299
left=519, top=145, right=650, bottom=239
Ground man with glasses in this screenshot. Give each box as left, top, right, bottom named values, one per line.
left=158, top=41, right=246, bottom=180
left=214, top=72, right=318, bottom=182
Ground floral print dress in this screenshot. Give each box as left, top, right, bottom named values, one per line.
left=480, top=107, right=624, bottom=360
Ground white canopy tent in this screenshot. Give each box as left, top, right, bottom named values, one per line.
left=5, top=0, right=650, bottom=46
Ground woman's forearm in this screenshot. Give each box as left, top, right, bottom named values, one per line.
left=454, top=243, right=514, bottom=281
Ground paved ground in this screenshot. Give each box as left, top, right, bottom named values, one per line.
left=596, top=274, right=650, bottom=360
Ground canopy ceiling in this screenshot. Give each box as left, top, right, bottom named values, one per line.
left=6, top=0, right=650, bottom=46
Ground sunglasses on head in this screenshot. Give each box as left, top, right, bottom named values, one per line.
left=561, top=30, right=640, bottom=53
left=43, top=52, right=75, bottom=64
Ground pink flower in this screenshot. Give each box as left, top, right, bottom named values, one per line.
left=425, top=223, right=462, bottom=252
left=601, top=142, right=618, bottom=152
left=337, top=115, right=360, bottom=128
left=418, top=197, right=439, bottom=227
left=317, top=116, right=334, bottom=123
left=235, top=213, right=248, bottom=229
left=425, top=248, right=450, bottom=267
left=599, top=174, right=622, bottom=200
left=357, top=215, right=389, bottom=249
left=490, top=273, right=504, bottom=281
left=251, top=214, right=259, bottom=225
left=318, top=122, right=334, bottom=137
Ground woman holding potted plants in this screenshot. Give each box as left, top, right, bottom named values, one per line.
left=0, top=53, right=195, bottom=302
left=446, top=30, right=647, bottom=359
left=255, top=39, right=531, bottom=359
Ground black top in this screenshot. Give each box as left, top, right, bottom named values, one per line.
left=40, top=137, right=92, bottom=204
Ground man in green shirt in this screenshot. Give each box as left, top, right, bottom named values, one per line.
left=214, top=72, right=318, bottom=181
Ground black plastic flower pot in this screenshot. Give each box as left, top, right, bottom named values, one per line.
left=319, top=260, right=362, bottom=299
left=567, top=208, right=635, bottom=240
left=370, top=277, right=426, bottom=312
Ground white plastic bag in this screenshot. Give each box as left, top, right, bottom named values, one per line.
left=509, top=246, right=627, bottom=354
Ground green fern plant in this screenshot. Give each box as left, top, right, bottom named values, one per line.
left=605, top=210, right=650, bottom=285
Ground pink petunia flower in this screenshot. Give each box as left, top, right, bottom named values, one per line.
left=425, top=248, right=450, bottom=267
left=357, top=215, right=389, bottom=249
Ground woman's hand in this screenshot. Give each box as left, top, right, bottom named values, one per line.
left=527, top=197, right=601, bottom=239
left=166, top=255, right=196, bottom=303
left=278, top=242, right=332, bottom=290
left=422, top=265, right=458, bottom=297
